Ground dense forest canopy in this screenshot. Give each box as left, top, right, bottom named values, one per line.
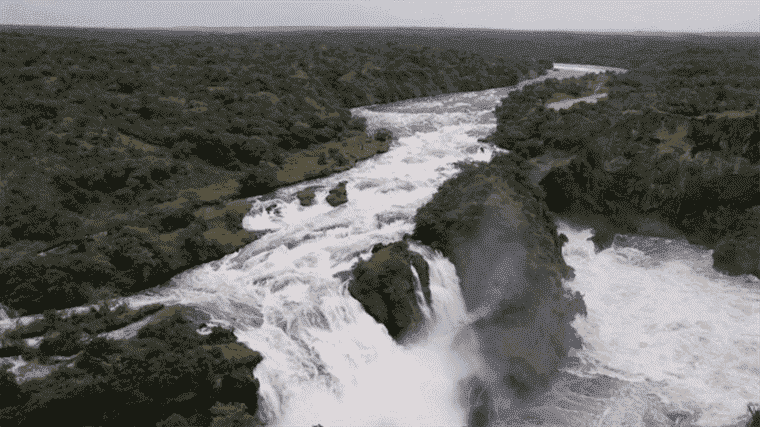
left=0, top=26, right=550, bottom=316
left=485, top=37, right=760, bottom=280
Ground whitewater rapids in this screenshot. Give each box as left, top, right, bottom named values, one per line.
left=10, top=63, right=755, bottom=426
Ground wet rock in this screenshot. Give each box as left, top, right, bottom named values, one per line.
left=588, top=232, right=615, bottom=252
left=326, top=181, right=348, bottom=207
left=348, top=240, right=431, bottom=342
left=296, top=187, right=317, bottom=206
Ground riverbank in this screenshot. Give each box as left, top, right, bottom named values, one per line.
left=0, top=303, right=266, bottom=426
left=0, top=127, right=391, bottom=319
left=485, top=65, right=760, bottom=280
left=1, top=26, right=553, bottom=317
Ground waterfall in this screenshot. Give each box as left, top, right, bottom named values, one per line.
left=410, top=264, right=433, bottom=320
left=115, top=63, right=634, bottom=427
left=559, top=224, right=760, bottom=426
left=14, top=64, right=740, bottom=427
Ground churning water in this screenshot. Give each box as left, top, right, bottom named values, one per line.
left=6, top=63, right=757, bottom=426
left=559, top=225, right=760, bottom=426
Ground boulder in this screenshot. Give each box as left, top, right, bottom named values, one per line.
left=296, top=187, right=317, bottom=206
left=326, top=181, right=348, bottom=207
left=348, top=240, right=432, bottom=342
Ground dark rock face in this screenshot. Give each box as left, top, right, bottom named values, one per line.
left=326, top=181, right=348, bottom=207
left=713, top=206, right=760, bottom=277
left=348, top=240, right=432, bottom=342
left=412, top=153, right=586, bottom=394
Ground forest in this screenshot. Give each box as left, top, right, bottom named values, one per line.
left=2, top=26, right=760, bottom=427
left=0, top=26, right=551, bottom=316
left=484, top=39, right=760, bottom=280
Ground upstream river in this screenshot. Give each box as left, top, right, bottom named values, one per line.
left=10, top=64, right=759, bottom=426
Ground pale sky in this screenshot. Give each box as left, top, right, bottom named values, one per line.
left=1, top=0, right=758, bottom=33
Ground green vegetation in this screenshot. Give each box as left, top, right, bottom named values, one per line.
left=484, top=40, right=760, bottom=281
left=0, top=305, right=264, bottom=427
left=4, top=26, right=759, bottom=426
left=348, top=240, right=431, bottom=341
left=479, top=36, right=760, bottom=424
left=0, top=27, right=551, bottom=316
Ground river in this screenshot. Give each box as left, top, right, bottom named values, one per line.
left=9, top=64, right=760, bottom=426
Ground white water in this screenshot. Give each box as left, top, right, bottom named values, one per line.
left=560, top=226, right=760, bottom=426
left=124, top=64, right=627, bottom=427
left=4, top=63, right=757, bottom=426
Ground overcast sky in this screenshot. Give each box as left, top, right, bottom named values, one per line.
left=1, top=0, right=758, bottom=33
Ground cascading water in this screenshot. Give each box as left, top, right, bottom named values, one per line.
left=122, top=65, right=625, bottom=427
left=12, top=63, right=756, bottom=426
left=410, top=264, right=433, bottom=320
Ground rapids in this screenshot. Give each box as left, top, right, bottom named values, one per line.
left=5, top=63, right=757, bottom=426
left=559, top=225, right=760, bottom=427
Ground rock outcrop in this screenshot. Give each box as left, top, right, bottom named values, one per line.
left=713, top=206, right=760, bottom=278
left=326, top=181, right=348, bottom=207
left=412, top=152, right=586, bottom=394
left=348, top=240, right=432, bottom=342
left=296, top=187, right=317, bottom=206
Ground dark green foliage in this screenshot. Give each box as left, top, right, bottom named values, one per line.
left=0, top=307, right=263, bottom=427
left=486, top=40, right=760, bottom=279
left=411, top=152, right=584, bottom=395
left=373, top=128, right=393, bottom=142
left=240, top=162, right=281, bottom=195
left=413, top=153, right=537, bottom=256
left=1, top=29, right=549, bottom=319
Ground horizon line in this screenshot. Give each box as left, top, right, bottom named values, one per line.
left=1, top=24, right=758, bottom=36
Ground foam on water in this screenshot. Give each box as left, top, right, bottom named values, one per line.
left=560, top=224, right=760, bottom=426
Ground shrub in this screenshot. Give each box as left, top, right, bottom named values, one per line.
left=240, top=162, right=281, bottom=195
left=346, top=116, right=367, bottom=131
left=373, top=128, right=393, bottom=142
